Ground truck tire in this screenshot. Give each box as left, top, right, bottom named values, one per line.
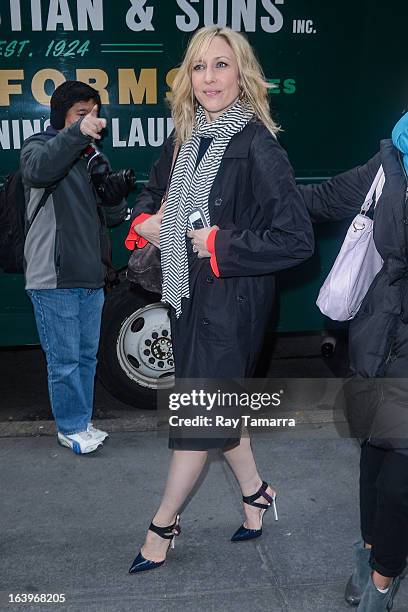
left=97, top=280, right=174, bottom=409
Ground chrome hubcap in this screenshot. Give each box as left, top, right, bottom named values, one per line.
left=116, top=302, right=174, bottom=389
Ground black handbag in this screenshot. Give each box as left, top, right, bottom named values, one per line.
left=127, top=242, right=162, bottom=294
left=127, top=144, right=179, bottom=294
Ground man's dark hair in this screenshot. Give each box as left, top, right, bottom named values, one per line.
left=50, top=80, right=101, bottom=130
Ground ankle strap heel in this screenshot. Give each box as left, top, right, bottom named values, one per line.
left=148, top=514, right=181, bottom=548
left=231, top=481, right=278, bottom=542
left=129, top=514, right=181, bottom=574
left=243, top=480, right=278, bottom=521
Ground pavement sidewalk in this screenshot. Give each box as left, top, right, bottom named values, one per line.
left=1, top=424, right=407, bottom=612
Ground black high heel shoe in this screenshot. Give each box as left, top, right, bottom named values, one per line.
left=129, top=514, right=181, bottom=573
left=231, top=481, right=278, bottom=542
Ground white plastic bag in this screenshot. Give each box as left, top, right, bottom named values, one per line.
left=316, top=165, right=385, bottom=321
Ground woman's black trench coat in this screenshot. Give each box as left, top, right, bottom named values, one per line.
left=300, top=139, right=408, bottom=453
left=131, top=121, right=314, bottom=448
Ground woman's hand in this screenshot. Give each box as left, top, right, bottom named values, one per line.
left=135, top=211, right=164, bottom=248
left=187, top=226, right=219, bottom=258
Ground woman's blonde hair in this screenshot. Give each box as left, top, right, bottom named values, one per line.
left=170, top=26, right=280, bottom=143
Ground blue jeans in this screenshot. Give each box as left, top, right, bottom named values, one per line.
left=27, top=288, right=105, bottom=435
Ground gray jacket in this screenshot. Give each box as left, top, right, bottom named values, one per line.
left=20, top=122, right=126, bottom=289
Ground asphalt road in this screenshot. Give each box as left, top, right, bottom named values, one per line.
left=1, top=429, right=407, bottom=612
left=2, top=336, right=408, bottom=612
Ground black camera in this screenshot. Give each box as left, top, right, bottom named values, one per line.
left=86, top=147, right=137, bottom=206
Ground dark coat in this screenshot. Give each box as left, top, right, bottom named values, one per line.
left=300, top=139, right=408, bottom=450
left=131, top=121, right=314, bottom=380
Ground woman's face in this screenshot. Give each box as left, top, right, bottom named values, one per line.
left=191, top=36, right=240, bottom=122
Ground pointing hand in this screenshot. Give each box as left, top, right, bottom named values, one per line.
left=80, top=105, right=107, bottom=140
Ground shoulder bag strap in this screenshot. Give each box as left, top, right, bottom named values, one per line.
left=361, top=164, right=385, bottom=215
left=26, top=185, right=56, bottom=234
left=160, top=141, right=180, bottom=210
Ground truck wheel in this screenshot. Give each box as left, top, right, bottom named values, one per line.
left=97, top=280, right=174, bottom=409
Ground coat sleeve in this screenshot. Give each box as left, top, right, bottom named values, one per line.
left=213, top=127, right=314, bottom=277
left=129, top=133, right=175, bottom=222
left=298, top=152, right=381, bottom=222
left=104, top=199, right=128, bottom=227
left=20, top=121, right=92, bottom=188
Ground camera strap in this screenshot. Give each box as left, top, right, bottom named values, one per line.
left=83, top=146, right=118, bottom=285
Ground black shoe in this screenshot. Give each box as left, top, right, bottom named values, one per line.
left=129, top=514, right=181, bottom=574
left=231, top=481, right=278, bottom=542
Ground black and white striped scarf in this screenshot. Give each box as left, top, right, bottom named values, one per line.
left=160, top=102, right=253, bottom=317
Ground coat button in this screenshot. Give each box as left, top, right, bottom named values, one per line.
left=237, top=295, right=245, bottom=302
left=206, top=276, right=213, bottom=284
left=214, top=197, right=223, bottom=206
left=202, top=318, right=210, bottom=325
left=403, top=218, right=408, bottom=225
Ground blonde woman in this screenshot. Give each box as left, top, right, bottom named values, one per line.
left=125, top=26, right=314, bottom=572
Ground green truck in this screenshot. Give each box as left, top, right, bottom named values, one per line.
left=0, top=1, right=406, bottom=406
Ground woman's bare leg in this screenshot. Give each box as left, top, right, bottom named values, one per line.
left=223, top=433, right=276, bottom=529
left=141, top=449, right=208, bottom=562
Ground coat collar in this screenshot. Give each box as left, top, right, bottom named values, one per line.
left=45, top=125, right=59, bottom=137
left=380, top=139, right=406, bottom=178
left=223, top=121, right=258, bottom=158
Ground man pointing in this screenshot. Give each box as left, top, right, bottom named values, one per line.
left=21, top=81, right=127, bottom=455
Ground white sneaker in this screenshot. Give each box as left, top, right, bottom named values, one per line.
left=57, top=431, right=102, bottom=454
left=87, top=423, right=108, bottom=442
